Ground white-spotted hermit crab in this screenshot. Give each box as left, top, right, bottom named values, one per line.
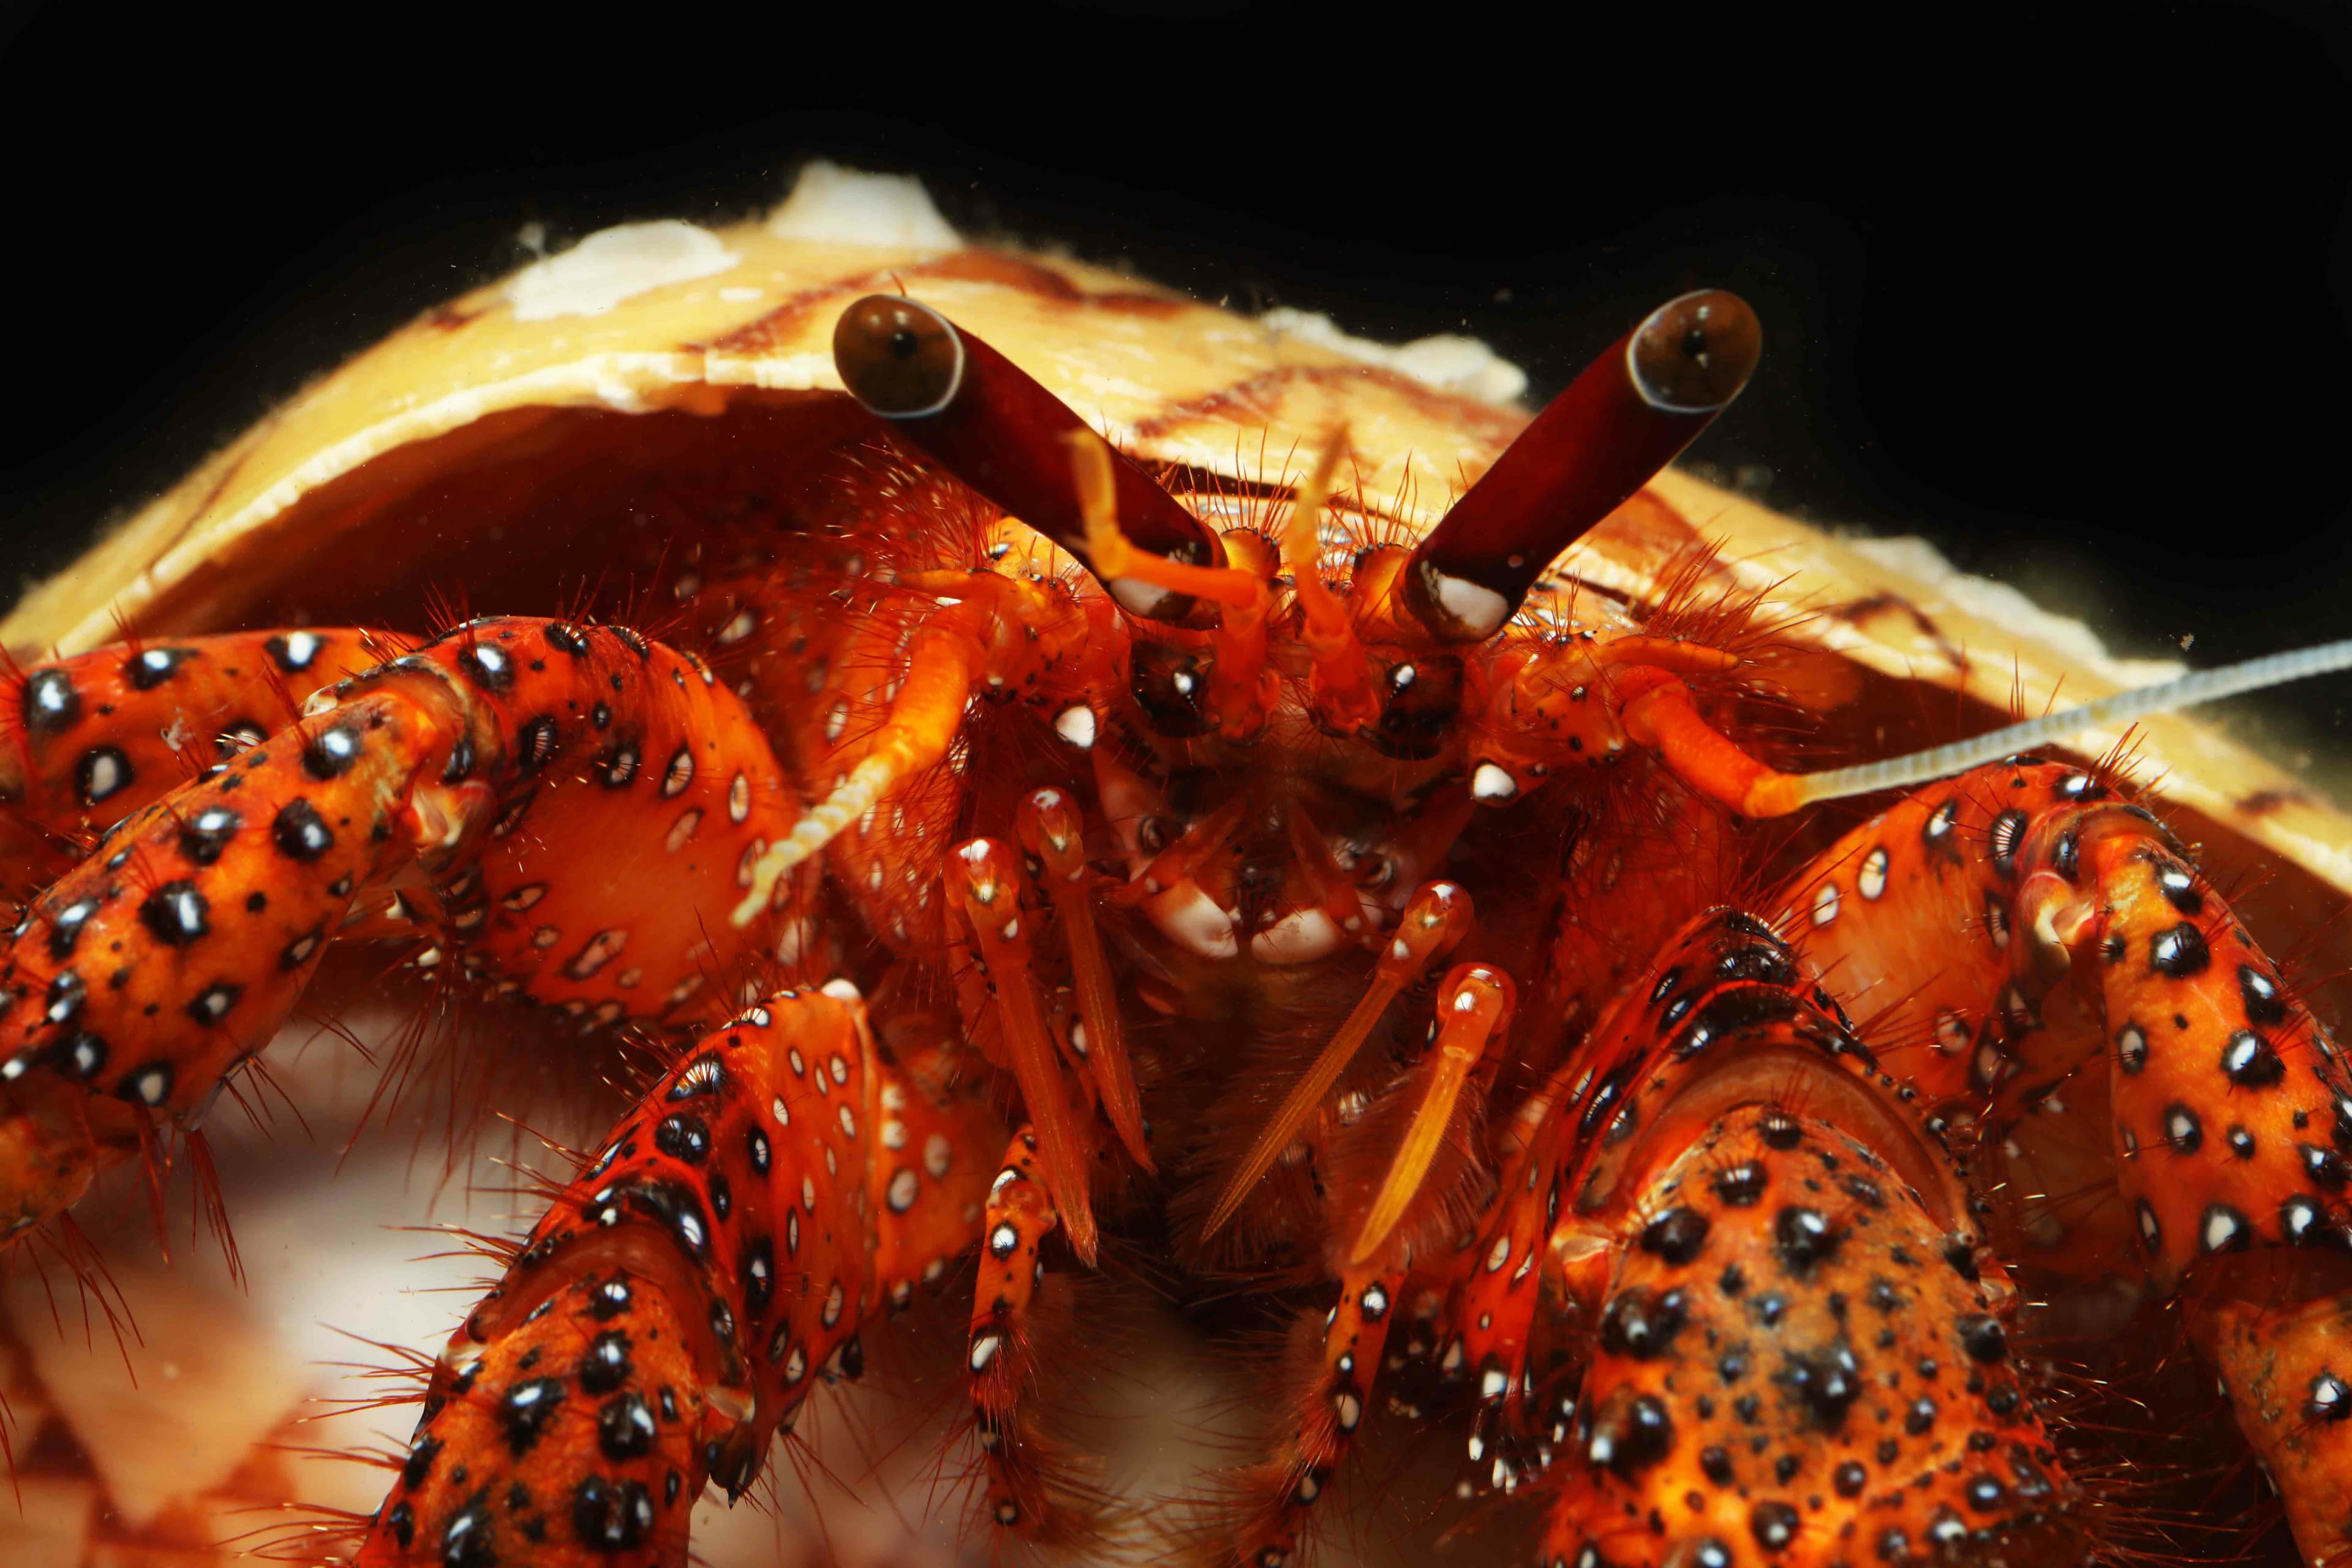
left=5, top=162, right=2352, bottom=1568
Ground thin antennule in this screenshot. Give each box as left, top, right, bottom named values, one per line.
left=1752, top=637, right=2352, bottom=813
left=1278, top=427, right=1381, bottom=733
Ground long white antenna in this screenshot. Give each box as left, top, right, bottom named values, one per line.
left=1787, top=638, right=2352, bottom=809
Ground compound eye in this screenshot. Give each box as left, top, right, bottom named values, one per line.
left=1371, top=654, right=1465, bottom=761
left=1129, top=642, right=1216, bottom=738
left=832, top=295, right=965, bottom=417
left=1627, top=289, right=1760, bottom=413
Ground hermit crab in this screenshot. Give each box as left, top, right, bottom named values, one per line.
left=4, top=162, right=2352, bottom=1568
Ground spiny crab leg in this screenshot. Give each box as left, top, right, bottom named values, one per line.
left=1015, top=786, right=1152, bottom=1172
left=945, top=836, right=1101, bottom=1264
left=1203, top=880, right=1473, bottom=1240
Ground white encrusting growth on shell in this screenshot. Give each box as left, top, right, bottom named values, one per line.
left=766, top=160, right=960, bottom=249
left=505, top=221, right=741, bottom=322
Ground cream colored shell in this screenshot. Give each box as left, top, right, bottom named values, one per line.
left=6, top=161, right=2345, bottom=904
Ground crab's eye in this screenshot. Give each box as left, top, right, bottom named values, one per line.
left=1371, top=655, right=1465, bottom=761
left=1627, top=289, right=1760, bottom=413
left=1131, top=642, right=1216, bottom=737
left=832, top=295, right=965, bottom=417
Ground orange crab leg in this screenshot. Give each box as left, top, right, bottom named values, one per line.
left=1349, top=962, right=1514, bottom=1263
left=1541, top=1107, right=2080, bottom=1567
left=1500, top=910, right=2082, bottom=1563
left=1784, top=760, right=2352, bottom=1567
left=1203, top=880, right=1473, bottom=1240
left=355, top=986, right=998, bottom=1567
left=1226, top=1263, right=1406, bottom=1568
left=946, top=835, right=1101, bottom=1264
left=967, top=1126, right=1106, bottom=1547
left=1016, top=787, right=1152, bottom=1171
left=1, top=627, right=380, bottom=865
left=0, top=617, right=805, bottom=1243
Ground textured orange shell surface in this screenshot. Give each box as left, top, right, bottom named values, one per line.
left=3, top=169, right=2350, bottom=1568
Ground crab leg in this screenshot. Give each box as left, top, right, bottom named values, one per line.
left=355, top=985, right=998, bottom=1567
left=1204, top=879, right=1473, bottom=1240
left=967, top=1126, right=1112, bottom=1548
left=945, top=835, right=1105, bottom=1264
left=1785, top=759, right=2352, bottom=1564
left=0, top=617, right=804, bottom=1242
left=1510, top=910, right=2081, bottom=1565
left=1225, top=1263, right=1406, bottom=1568
left=1016, top=786, right=1153, bottom=1170
left=1, top=628, right=379, bottom=880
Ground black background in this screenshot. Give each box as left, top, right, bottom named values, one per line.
left=2, top=1, right=2348, bottom=742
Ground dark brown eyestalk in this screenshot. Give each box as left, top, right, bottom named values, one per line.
left=1401, top=289, right=1760, bottom=643
left=832, top=295, right=1223, bottom=617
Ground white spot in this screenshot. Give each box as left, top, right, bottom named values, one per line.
left=766, top=161, right=960, bottom=248
left=1257, top=306, right=1529, bottom=405
left=1485, top=1235, right=1511, bottom=1273
left=83, top=751, right=126, bottom=801
left=887, top=1169, right=919, bottom=1212
left=665, top=809, right=702, bottom=852
left=882, top=1118, right=908, bottom=1150
left=1858, top=846, right=1890, bottom=900
left=507, top=221, right=739, bottom=321
left=969, top=1333, right=1003, bottom=1373
left=802, top=1175, right=818, bottom=1211
left=821, top=1281, right=844, bottom=1328
left=837, top=1104, right=857, bottom=1137
left=1333, top=1390, right=1362, bottom=1433
left=1811, top=881, right=1841, bottom=927
left=1471, top=762, right=1520, bottom=803
left=1053, top=706, right=1098, bottom=748
left=728, top=772, right=750, bottom=823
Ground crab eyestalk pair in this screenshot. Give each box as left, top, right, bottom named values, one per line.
left=829, top=284, right=1763, bottom=641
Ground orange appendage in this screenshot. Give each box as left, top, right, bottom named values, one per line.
left=969, top=1128, right=1111, bottom=1547
left=1787, top=761, right=2352, bottom=1292
left=1543, top=1109, right=2078, bottom=1568
left=0, top=629, right=379, bottom=869
left=378, top=619, right=806, bottom=1024
left=0, top=687, right=456, bottom=1226
left=0, top=617, right=809, bottom=1245
left=2188, top=1254, right=2352, bottom=1567
left=358, top=989, right=998, bottom=1564
left=354, top=1259, right=706, bottom=1568
left=945, top=835, right=1102, bottom=1262
left=1222, top=1263, right=1404, bottom=1568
